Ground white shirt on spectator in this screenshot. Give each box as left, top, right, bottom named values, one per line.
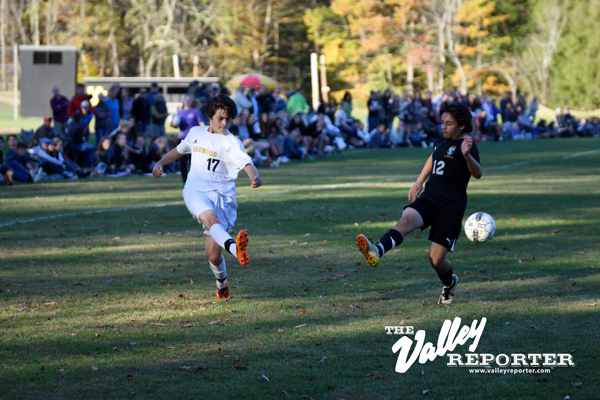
left=235, top=91, right=253, bottom=116
left=335, top=109, right=348, bottom=127
left=176, top=126, right=253, bottom=198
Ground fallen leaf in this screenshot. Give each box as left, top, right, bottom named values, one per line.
left=209, top=321, right=219, bottom=325
left=587, top=303, right=597, bottom=307
left=300, top=309, right=307, bottom=314
left=552, top=229, right=559, bottom=234
left=91, top=366, right=98, bottom=371
left=155, top=323, right=166, bottom=327
left=158, top=316, right=162, bottom=322
left=178, top=293, right=186, bottom=298
left=198, top=306, right=207, bottom=310
left=378, top=291, right=388, bottom=294
left=163, top=257, right=171, bottom=261
left=45, top=302, right=58, bottom=306
left=299, top=242, right=308, bottom=246
left=262, top=374, right=270, bottom=382
left=290, top=240, right=297, bottom=245
left=295, top=324, right=306, bottom=329
left=129, top=342, right=138, bottom=346
left=423, top=389, right=431, bottom=394
left=571, top=382, right=583, bottom=389
left=58, top=244, right=65, bottom=248
left=113, top=347, right=120, bottom=352
left=302, top=254, right=309, bottom=259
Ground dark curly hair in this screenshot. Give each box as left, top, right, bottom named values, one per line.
left=439, top=101, right=473, bottom=133
left=206, top=94, right=238, bottom=119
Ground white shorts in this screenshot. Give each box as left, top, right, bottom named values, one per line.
left=182, top=190, right=237, bottom=235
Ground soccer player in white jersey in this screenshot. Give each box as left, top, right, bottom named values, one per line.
left=152, top=95, right=262, bottom=300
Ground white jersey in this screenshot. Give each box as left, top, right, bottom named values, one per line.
left=177, top=126, right=253, bottom=198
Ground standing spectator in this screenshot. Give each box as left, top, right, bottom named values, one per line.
left=150, top=93, right=168, bottom=137
left=176, top=94, right=203, bottom=185
left=79, top=101, right=93, bottom=142
left=367, top=91, right=382, bottom=131
left=256, top=85, right=274, bottom=113
left=34, top=116, right=54, bottom=141
left=234, top=85, right=253, bottom=116
left=131, top=88, right=150, bottom=135
left=529, top=95, right=539, bottom=120
left=50, top=86, right=69, bottom=137
left=105, top=86, right=121, bottom=132
left=340, top=92, right=353, bottom=119
left=287, top=88, right=309, bottom=116
left=432, top=89, right=444, bottom=113
left=387, top=95, right=401, bottom=131
left=272, top=87, right=287, bottom=112
left=516, top=94, right=527, bottom=115
left=93, top=94, right=112, bottom=142
left=67, top=84, right=92, bottom=117
left=146, top=82, right=160, bottom=123
left=247, top=86, right=260, bottom=117
left=67, top=111, right=95, bottom=168
left=121, top=88, right=134, bottom=120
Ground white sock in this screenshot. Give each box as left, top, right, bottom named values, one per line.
left=209, top=224, right=234, bottom=250
left=210, top=258, right=227, bottom=288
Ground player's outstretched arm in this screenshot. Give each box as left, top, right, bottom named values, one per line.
left=409, top=155, right=433, bottom=202
left=243, top=163, right=262, bottom=188
left=153, top=148, right=183, bottom=178
left=461, top=136, right=483, bottom=179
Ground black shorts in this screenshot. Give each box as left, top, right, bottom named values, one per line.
left=404, top=198, right=462, bottom=252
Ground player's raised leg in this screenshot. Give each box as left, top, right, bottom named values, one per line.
left=205, top=235, right=229, bottom=300
left=429, top=242, right=457, bottom=306
left=357, top=207, right=423, bottom=267
left=199, top=210, right=250, bottom=267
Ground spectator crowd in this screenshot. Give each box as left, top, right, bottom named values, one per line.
left=1, top=80, right=598, bottom=186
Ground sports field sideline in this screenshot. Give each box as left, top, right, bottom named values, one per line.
left=0, top=139, right=599, bottom=399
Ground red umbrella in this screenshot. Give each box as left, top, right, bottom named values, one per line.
left=240, top=74, right=262, bottom=89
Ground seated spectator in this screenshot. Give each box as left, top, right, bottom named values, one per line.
left=34, top=116, right=54, bottom=141
left=368, top=123, right=392, bottom=149
left=354, top=120, right=372, bottom=144
left=0, top=136, right=14, bottom=185
left=33, top=137, right=77, bottom=179
left=127, top=117, right=139, bottom=144
left=5, top=134, right=17, bottom=160
left=516, top=106, right=539, bottom=138
left=51, top=138, right=90, bottom=177
left=254, top=112, right=283, bottom=161
left=416, top=106, right=441, bottom=144
left=148, top=136, right=175, bottom=172
left=555, top=108, right=570, bottom=136
left=306, top=119, right=331, bottom=157
left=562, top=107, right=579, bottom=131
left=6, top=142, right=43, bottom=183
left=130, top=136, right=151, bottom=173
left=334, top=102, right=362, bottom=148
left=407, top=123, right=428, bottom=148
left=109, top=119, right=131, bottom=143
left=576, top=118, right=597, bottom=137
left=66, top=111, right=95, bottom=168
left=231, top=115, right=270, bottom=162
left=389, top=120, right=410, bottom=147
left=93, top=93, right=112, bottom=142
left=93, top=137, right=116, bottom=176
left=109, top=133, right=135, bottom=174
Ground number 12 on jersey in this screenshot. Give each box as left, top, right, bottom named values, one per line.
left=432, top=160, right=445, bottom=175
left=207, top=158, right=220, bottom=172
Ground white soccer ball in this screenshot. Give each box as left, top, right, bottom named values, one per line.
left=464, top=212, right=496, bottom=243
left=166, top=114, right=180, bottom=128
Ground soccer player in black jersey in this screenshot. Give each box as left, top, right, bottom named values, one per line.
left=357, top=101, right=483, bottom=306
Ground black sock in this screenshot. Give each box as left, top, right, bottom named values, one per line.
left=375, top=229, right=404, bottom=257
left=438, top=267, right=455, bottom=287
left=224, top=238, right=235, bottom=255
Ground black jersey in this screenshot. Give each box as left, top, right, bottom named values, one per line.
left=419, top=137, right=480, bottom=218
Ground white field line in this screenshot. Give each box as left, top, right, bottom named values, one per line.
left=1, top=148, right=599, bottom=228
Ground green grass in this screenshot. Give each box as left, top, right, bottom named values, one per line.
left=0, top=139, right=599, bottom=399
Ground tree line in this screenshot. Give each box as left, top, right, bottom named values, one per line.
left=1, top=0, right=597, bottom=109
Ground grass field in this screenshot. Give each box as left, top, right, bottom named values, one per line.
left=1, top=139, right=599, bottom=399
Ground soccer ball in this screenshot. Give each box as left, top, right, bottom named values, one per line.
left=464, top=212, right=496, bottom=243
left=166, top=114, right=180, bottom=128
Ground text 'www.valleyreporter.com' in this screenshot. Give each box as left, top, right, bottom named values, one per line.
left=469, top=368, right=552, bottom=374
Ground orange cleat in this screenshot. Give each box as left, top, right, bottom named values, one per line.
left=236, top=230, right=249, bottom=266
left=356, top=234, right=380, bottom=267
left=216, top=283, right=229, bottom=300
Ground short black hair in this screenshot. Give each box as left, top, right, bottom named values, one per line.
left=206, top=94, right=237, bottom=119
left=17, top=142, right=27, bottom=149
left=7, top=134, right=17, bottom=141
left=439, top=101, right=473, bottom=133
